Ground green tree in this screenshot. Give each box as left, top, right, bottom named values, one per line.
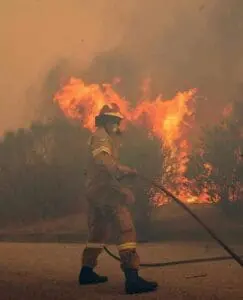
left=0, top=119, right=88, bottom=225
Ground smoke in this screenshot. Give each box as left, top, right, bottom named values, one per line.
left=0, top=0, right=131, bottom=133
left=1, top=0, right=243, bottom=134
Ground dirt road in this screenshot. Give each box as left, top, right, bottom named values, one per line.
left=0, top=242, right=242, bottom=299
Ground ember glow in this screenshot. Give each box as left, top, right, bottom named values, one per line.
left=54, top=77, right=207, bottom=205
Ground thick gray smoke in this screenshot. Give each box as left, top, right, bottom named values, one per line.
left=1, top=0, right=243, bottom=134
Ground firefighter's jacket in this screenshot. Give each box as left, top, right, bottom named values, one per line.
left=85, top=127, right=125, bottom=204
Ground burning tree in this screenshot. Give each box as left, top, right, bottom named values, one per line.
left=54, top=77, right=196, bottom=205
left=186, top=99, right=243, bottom=214
left=53, top=77, right=198, bottom=238
left=0, top=77, right=198, bottom=228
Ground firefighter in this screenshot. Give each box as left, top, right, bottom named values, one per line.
left=78, top=103, right=158, bottom=294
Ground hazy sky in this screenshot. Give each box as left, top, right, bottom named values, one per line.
left=1, top=0, right=243, bottom=135
left=0, top=0, right=131, bottom=133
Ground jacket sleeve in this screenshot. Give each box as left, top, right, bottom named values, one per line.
left=90, top=135, right=121, bottom=179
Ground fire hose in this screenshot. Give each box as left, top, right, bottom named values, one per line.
left=104, top=173, right=243, bottom=268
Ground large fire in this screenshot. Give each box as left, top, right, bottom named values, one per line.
left=54, top=77, right=208, bottom=205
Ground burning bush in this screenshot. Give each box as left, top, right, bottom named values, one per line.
left=186, top=99, right=243, bottom=214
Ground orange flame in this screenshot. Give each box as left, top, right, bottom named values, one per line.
left=54, top=77, right=130, bottom=132
left=54, top=77, right=200, bottom=204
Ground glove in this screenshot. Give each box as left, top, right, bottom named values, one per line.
left=118, top=165, right=137, bottom=177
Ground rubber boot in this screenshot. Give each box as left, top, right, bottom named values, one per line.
left=124, top=269, right=158, bottom=294
left=79, top=266, right=108, bottom=285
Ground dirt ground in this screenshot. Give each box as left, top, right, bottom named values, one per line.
left=0, top=242, right=242, bottom=300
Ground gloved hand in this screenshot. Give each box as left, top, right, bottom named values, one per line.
left=118, top=165, right=137, bottom=177
left=121, top=187, right=135, bottom=205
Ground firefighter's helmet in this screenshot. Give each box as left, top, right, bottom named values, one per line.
left=95, top=103, right=124, bottom=126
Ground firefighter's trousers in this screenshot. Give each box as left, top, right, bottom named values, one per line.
left=82, top=202, right=140, bottom=270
